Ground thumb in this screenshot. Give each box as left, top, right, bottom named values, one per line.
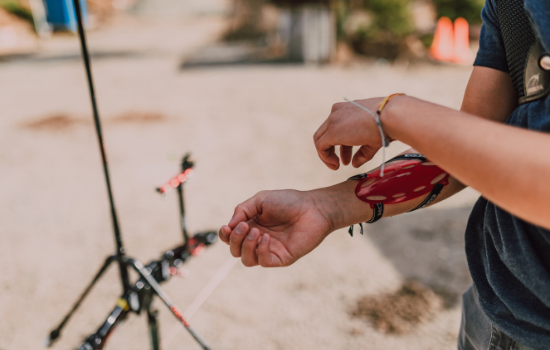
left=315, top=132, right=341, bottom=170
left=228, top=191, right=267, bottom=228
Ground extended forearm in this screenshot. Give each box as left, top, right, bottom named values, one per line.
left=310, top=173, right=463, bottom=231
left=383, top=96, right=550, bottom=229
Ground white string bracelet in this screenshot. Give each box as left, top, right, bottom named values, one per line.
left=344, top=98, right=390, bottom=176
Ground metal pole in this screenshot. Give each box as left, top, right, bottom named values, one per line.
left=128, top=259, right=211, bottom=350
left=176, top=182, right=189, bottom=244
left=72, top=0, right=131, bottom=294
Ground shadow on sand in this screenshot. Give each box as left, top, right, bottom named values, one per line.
left=179, top=42, right=305, bottom=69
left=365, top=206, right=475, bottom=309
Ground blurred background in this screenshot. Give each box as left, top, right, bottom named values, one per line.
left=1, top=0, right=484, bottom=349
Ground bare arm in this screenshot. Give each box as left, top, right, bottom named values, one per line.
left=405, top=66, right=519, bottom=202
left=334, top=66, right=519, bottom=210
left=317, top=66, right=548, bottom=227
left=381, top=88, right=550, bottom=229
left=218, top=67, right=528, bottom=268
left=461, top=66, right=518, bottom=122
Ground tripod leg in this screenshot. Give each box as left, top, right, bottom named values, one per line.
left=143, top=287, right=161, bottom=350
left=127, top=259, right=212, bottom=350
left=148, top=309, right=161, bottom=350
left=46, top=255, right=116, bottom=347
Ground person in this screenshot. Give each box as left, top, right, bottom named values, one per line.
left=218, top=0, right=550, bottom=349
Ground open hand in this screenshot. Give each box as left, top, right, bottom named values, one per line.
left=218, top=190, right=334, bottom=267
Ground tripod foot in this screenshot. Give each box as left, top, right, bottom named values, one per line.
left=46, top=256, right=116, bottom=347
left=44, top=329, right=60, bottom=347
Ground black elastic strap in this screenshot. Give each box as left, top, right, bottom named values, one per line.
left=385, top=153, right=426, bottom=163
left=348, top=202, right=384, bottom=236
left=348, top=154, right=427, bottom=182
left=367, top=202, right=384, bottom=223
left=347, top=154, right=429, bottom=236
left=408, top=183, right=444, bottom=212
left=348, top=173, right=368, bottom=181
left=348, top=222, right=364, bottom=237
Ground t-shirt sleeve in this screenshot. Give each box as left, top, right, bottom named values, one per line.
left=473, top=0, right=509, bottom=72
left=524, top=0, right=550, bottom=53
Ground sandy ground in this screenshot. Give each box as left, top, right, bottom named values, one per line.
left=0, top=3, right=481, bottom=350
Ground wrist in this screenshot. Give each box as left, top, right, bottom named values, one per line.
left=308, top=187, right=342, bottom=234
left=309, top=181, right=372, bottom=232
left=379, top=94, right=408, bottom=141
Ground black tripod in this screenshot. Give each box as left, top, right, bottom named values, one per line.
left=45, top=2, right=215, bottom=349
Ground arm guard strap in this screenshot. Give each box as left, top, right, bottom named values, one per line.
left=347, top=154, right=449, bottom=236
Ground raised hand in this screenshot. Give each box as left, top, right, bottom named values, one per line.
left=218, top=189, right=336, bottom=268
left=313, top=97, right=385, bottom=170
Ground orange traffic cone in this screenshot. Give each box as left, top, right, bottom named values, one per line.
left=430, top=17, right=454, bottom=61
left=453, top=17, right=472, bottom=64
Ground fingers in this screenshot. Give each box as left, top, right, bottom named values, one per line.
left=257, top=234, right=283, bottom=268
left=315, top=135, right=340, bottom=170
left=314, top=109, right=340, bottom=170
left=315, top=98, right=387, bottom=170
left=312, top=102, right=346, bottom=146
left=340, top=146, right=353, bottom=166
left=227, top=192, right=266, bottom=229
left=313, top=118, right=329, bottom=144
left=227, top=203, right=254, bottom=229
left=240, top=227, right=261, bottom=267
left=219, top=225, right=231, bottom=244
left=352, top=145, right=380, bottom=168
left=229, top=222, right=249, bottom=257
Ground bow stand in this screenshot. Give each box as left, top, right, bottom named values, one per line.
left=45, top=1, right=216, bottom=349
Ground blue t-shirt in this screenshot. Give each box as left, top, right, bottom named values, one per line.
left=468, top=1, right=550, bottom=349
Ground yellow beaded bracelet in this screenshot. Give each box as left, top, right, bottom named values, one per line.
left=378, top=93, right=406, bottom=113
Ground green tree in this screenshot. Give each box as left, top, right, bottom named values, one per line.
left=362, top=0, right=414, bottom=39
left=0, top=0, right=33, bottom=25
left=431, top=0, right=484, bottom=24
